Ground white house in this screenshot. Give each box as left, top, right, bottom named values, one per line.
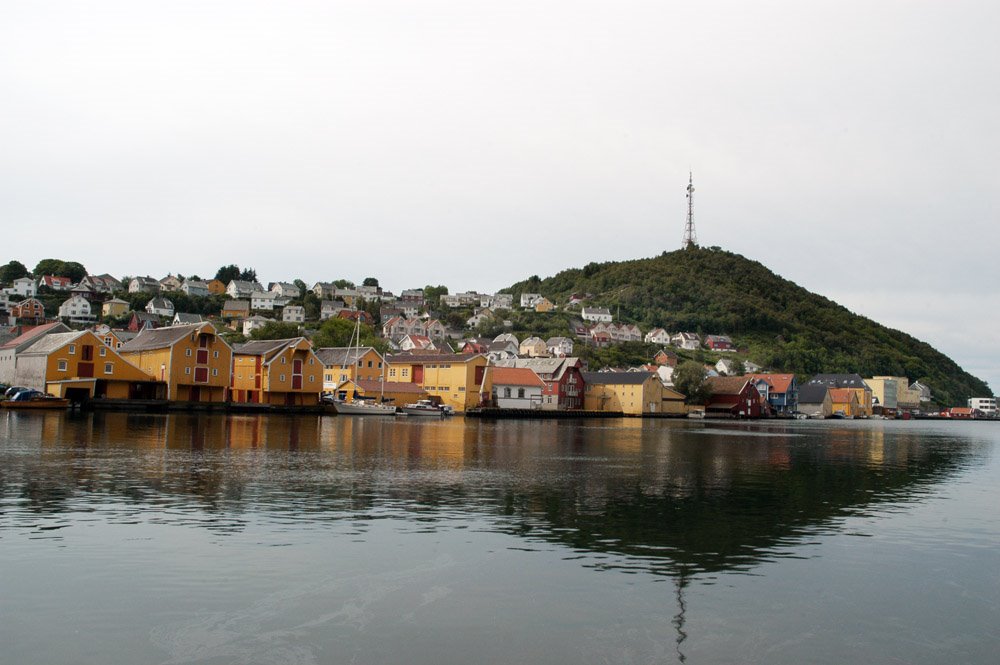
left=520, top=293, right=543, bottom=308
left=645, top=328, right=672, bottom=345
left=320, top=300, right=348, bottom=321
left=242, top=315, right=270, bottom=336
left=145, top=297, right=175, bottom=317
left=58, top=295, right=94, bottom=324
left=227, top=280, right=263, bottom=298
left=671, top=332, right=701, bottom=350
left=181, top=280, right=209, bottom=297
left=466, top=308, right=494, bottom=328
left=519, top=336, right=548, bottom=358
left=581, top=307, right=613, bottom=323
left=490, top=366, right=546, bottom=409
left=282, top=305, right=305, bottom=323
left=546, top=336, right=574, bottom=357
left=8, top=277, right=38, bottom=297
left=270, top=282, right=302, bottom=298
left=129, top=277, right=160, bottom=294
left=251, top=291, right=279, bottom=310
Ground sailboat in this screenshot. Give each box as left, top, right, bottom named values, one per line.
left=330, top=314, right=397, bottom=416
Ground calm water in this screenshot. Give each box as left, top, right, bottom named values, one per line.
left=1, top=412, right=998, bottom=664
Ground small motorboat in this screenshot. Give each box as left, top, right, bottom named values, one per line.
left=401, top=399, right=449, bottom=417
left=1, top=389, right=70, bottom=409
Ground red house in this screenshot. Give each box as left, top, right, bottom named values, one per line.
left=10, top=298, right=46, bottom=324
left=496, top=357, right=585, bottom=410
left=703, top=376, right=763, bottom=418
left=704, top=334, right=734, bottom=351
left=653, top=350, right=679, bottom=367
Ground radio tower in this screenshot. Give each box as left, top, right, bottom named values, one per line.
left=682, top=172, right=698, bottom=249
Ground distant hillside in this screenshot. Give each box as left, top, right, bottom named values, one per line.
left=507, top=247, right=989, bottom=406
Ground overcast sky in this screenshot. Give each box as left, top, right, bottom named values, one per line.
left=2, top=1, right=998, bottom=393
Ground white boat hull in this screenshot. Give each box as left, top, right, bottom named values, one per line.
left=332, top=401, right=397, bottom=416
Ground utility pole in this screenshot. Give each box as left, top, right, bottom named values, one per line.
left=682, top=172, right=698, bottom=250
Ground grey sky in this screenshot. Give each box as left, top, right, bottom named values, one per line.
left=2, top=1, right=998, bottom=394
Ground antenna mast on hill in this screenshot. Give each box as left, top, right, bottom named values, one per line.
left=682, top=172, right=698, bottom=249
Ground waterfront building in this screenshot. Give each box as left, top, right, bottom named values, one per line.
left=703, top=376, right=763, bottom=418
left=494, top=357, right=585, bottom=410
left=582, top=371, right=666, bottom=415
left=968, top=397, right=997, bottom=416
left=746, top=373, right=798, bottom=415
left=490, top=367, right=546, bottom=409
left=385, top=352, right=489, bottom=412
left=118, top=323, right=233, bottom=402
left=231, top=338, right=323, bottom=406
left=0, top=321, right=72, bottom=384
left=14, top=329, right=162, bottom=400
left=808, top=374, right=873, bottom=417
left=314, top=347, right=385, bottom=392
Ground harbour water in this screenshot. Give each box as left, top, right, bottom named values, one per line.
left=2, top=412, right=998, bottom=664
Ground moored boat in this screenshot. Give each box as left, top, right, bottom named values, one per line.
left=1, top=396, right=70, bottom=409
left=401, top=399, right=449, bottom=417
left=331, top=399, right=397, bottom=416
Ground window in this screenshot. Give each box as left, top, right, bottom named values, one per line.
left=104, top=362, right=113, bottom=374
left=280, top=374, right=286, bottom=382
left=389, top=369, right=397, bottom=377
left=459, top=387, right=465, bottom=392
left=367, top=360, right=373, bottom=368
left=213, top=351, right=219, bottom=358
left=357, top=359, right=363, bottom=367
left=378, top=362, right=383, bottom=369
left=100, top=347, right=107, bottom=357
left=443, top=386, right=450, bottom=392
left=186, top=349, right=192, bottom=357
left=58, top=360, right=68, bottom=371
left=309, top=375, right=314, bottom=382
left=185, top=367, right=191, bottom=375
left=282, top=357, right=286, bottom=364
left=402, top=369, right=409, bottom=377
left=309, top=358, right=314, bottom=365
left=504, top=387, right=511, bottom=398
left=518, top=388, right=525, bottom=399
left=212, top=369, right=218, bottom=376
left=68, top=345, right=76, bottom=355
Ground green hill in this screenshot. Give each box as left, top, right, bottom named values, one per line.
left=507, top=247, right=989, bottom=407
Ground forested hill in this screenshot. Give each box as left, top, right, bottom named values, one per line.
left=506, top=247, right=989, bottom=406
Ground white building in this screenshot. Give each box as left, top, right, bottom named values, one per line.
left=581, top=307, right=613, bottom=323
left=671, top=332, right=701, bottom=350
left=145, top=297, right=175, bottom=317
left=271, top=282, right=302, bottom=299
left=58, top=295, right=94, bottom=324
left=242, top=315, right=270, bottom=336
left=8, top=277, right=37, bottom=297
left=968, top=397, right=997, bottom=416
left=227, top=280, right=263, bottom=298
left=520, top=293, right=543, bottom=308
left=546, top=337, right=574, bottom=357
left=282, top=305, right=305, bottom=323
left=645, top=328, right=672, bottom=345
left=181, top=280, right=209, bottom=297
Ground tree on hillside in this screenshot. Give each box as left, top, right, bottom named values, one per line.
left=215, top=265, right=241, bottom=283
left=333, top=279, right=354, bottom=289
left=33, top=259, right=87, bottom=282
left=673, top=360, right=712, bottom=405
left=239, top=267, right=257, bottom=282
left=423, top=285, right=448, bottom=306
left=249, top=321, right=302, bottom=341
left=293, top=279, right=307, bottom=295
left=0, top=260, right=29, bottom=284
left=362, top=277, right=379, bottom=287
left=311, top=317, right=387, bottom=353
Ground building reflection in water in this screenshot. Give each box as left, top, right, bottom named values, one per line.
left=0, top=412, right=979, bottom=583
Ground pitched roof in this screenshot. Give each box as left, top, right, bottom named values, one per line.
left=119, top=323, right=215, bottom=352
left=20, top=331, right=89, bottom=356
left=234, top=338, right=306, bottom=361
left=581, top=370, right=655, bottom=385
left=828, top=388, right=858, bottom=403
left=747, top=373, right=795, bottom=394
left=173, top=313, right=204, bottom=324
left=705, top=376, right=751, bottom=395
left=0, top=322, right=70, bottom=350
left=222, top=300, right=250, bottom=311
left=314, top=346, right=379, bottom=367
left=491, top=367, right=546, bottom=388
left=798, top=384, right=830, bottom=404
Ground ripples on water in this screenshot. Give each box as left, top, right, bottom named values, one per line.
left=2, top=412, right=998, bottom=665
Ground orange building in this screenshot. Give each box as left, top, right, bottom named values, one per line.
left=385, top=352, right=489, bottom=412
left=118, top=322, right=233, bottom=402
left=231, top=338, right=323, bottom=406
left=14, top=330, right=163, bottom=400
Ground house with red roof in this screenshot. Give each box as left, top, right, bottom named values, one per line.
left=489, top=366, right=547, bottom=409
left=747, top=373, right=798, bottom=415
left=39, top=275, right=74, bottom=291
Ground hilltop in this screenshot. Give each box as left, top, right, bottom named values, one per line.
left=507, top=247, right=989, bottom=406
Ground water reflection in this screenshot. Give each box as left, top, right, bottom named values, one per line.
left=0, top=412, right=985, bottom=580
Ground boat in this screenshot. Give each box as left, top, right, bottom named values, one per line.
left=332, top=398, right=396, bottom=416
left=401, top=399, right=449, bottom=417
left=687, top=409, right=705, bottom=419
left=1, top=390, right=70, bottom=409
left=329, top=315, right=396, bottom=416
